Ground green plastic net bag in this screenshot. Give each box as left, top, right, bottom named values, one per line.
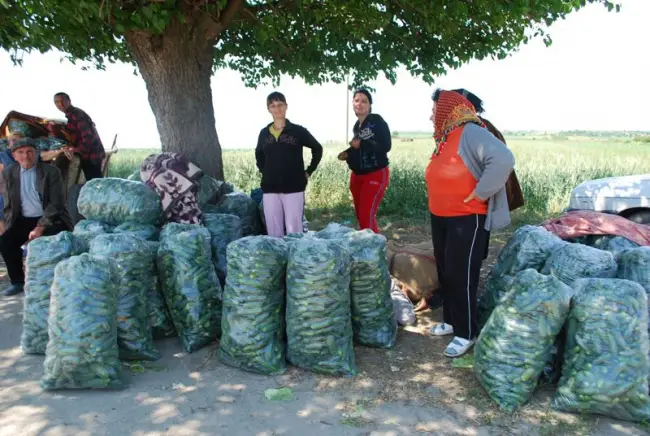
left=113, top=222, right=160, bottom=241
left=316, top=223, right=355, bottom=240
left=90, top=234, right=160, bottom=361
left=286, top=238, right=356, bottom=376
left=477, top=273, right=515, bottom=328
left=158, top=226, right=222, bottom=352
left=218, top=236, right=288, bottom=375
left=41, top=254, right=122, bottom=390
left=212, top=192, right=262, bottom=236
left=149, top=275, right=176, bottom=339
left=590, top=235, right=639, bottom=254
left=618, top=247, right=650, bottom=342
left=159, top=222, right=198, bottom=239
left=339, top=230, right=396, bottom=348
left=541, top=243, right=617, bottom=285
left=552, top=278, right=650, bottom=422
left=21, top=232, right=82, bottom=354
left=73, top=219, right=114, bottom=252
left=490, top=225, right=565, bottom=277
left=202, top=213, right=243, bottom=285
left=474, top=269, right=572, bottom=410
left=197, top=175, right=223, bottom=207
left=145, top=241, right=175, bottom=339
left=77, top=178, right=163, bottom=226
left=478, top=226, right=564, bottom=327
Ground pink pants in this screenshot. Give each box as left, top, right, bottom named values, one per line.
left=263, top=192, right=305, bottom=237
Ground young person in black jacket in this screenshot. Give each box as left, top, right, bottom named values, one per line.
left=337, top=89, right=391, bottom=233
left=255, top=92, right=323, bottom=237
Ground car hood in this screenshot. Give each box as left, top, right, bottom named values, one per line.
left=572, top=174, right=650, bottom=198
left=569, top=173, right=650, bottom=213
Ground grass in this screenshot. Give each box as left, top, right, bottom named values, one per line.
left=107, top=136, right=650, bottom=228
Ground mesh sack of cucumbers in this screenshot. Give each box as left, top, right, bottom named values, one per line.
left=28, top=176, right=251, bottom=388
left=218, top=234, right=358, bottom=376
left=157, top=224, right=223, bottom=353
left=218, top=223, right=397, bottom=377
left=475, top=225, right=650, bottom=422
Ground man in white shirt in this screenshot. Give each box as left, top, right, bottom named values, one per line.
left=0, top=138, right=71, bottom=296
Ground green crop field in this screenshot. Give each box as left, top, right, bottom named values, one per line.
left=108, top=136, right=650, bottom=229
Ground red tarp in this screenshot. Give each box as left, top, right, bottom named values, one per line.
left=541, top=210, right=650, bottom=246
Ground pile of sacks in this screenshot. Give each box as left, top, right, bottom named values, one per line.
left=19, top=175, right=263, bottom=391
left=218, top=223, right=397, bottom=377
left=474, top=225, right=650, bottom=423
left=19, top=175, right=401, bottom=390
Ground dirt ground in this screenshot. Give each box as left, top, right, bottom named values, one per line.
left=0, top=226, right=647, bottom=435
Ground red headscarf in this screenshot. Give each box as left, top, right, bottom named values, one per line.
left=433, top=90, right=485, bottom=155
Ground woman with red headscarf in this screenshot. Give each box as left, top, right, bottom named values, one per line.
left=425, top=89, right=515, bottom=358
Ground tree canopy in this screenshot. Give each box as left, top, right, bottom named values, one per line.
left=1, top=0, right=619, bottom=87
left=0, top=0, right=619, bottom=179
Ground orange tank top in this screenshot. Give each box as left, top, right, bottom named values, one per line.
left=425, top=126, right=488, bottom=217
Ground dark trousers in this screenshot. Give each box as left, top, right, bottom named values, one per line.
left=0, top=217, right=65, bottom=284
left=81, top=159, right=103, bottom=181
left=430, top=213, right=489, bottom=340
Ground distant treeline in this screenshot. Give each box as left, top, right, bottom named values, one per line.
left=392, top=130, right=650, bottom=139
left=502, top=130, right=650, bottom=138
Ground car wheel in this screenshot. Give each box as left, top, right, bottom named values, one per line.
left=67, top=184, right=85, bottom=226
left=625, top=210, right=650, bottom=225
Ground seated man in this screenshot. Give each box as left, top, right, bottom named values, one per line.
left=0, top=138, right=72, bottom=296
left=0, top=133, right=46, bottom=223
left=0, top=133, right=43, bottom=171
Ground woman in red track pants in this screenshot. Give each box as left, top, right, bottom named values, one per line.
left=337, top=89, right=391, bottom=233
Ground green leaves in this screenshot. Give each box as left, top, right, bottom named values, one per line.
left=0, top=0, right=620, bottom=87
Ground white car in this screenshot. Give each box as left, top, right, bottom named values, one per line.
left=567, top=174, right=650, bottom=224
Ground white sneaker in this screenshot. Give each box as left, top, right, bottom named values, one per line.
left=429, top=322, right=454, bottom=336
left=443, top=337, right=475, bottom=358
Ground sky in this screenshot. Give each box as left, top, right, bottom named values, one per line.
left=0, top=0, right=647, bottom=149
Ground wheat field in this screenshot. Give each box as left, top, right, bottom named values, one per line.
left=108, top=136, right=650, bottom=227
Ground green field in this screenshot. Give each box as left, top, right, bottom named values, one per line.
left=108, top=136, right=650, bottom=228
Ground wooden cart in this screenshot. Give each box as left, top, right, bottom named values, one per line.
left=1, top=110, right=118, bottom=222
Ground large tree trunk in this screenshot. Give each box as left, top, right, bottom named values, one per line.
left=124, top=17, right=224, bottom=180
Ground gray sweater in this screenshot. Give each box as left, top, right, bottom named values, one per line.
left=457, top=123, right=516, bottom=231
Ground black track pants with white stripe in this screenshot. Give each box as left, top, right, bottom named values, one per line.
left=430, top=213, right=489, bottom=341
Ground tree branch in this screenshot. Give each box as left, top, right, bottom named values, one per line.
left=240, top=6, right=291, bottom=53
left=204, top=0, right=245, bottom=40
left=245, top=0, right=295, bottom=14
left=233, top=0, right=296, bottom=25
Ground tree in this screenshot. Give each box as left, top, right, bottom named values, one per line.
left=0, top=0, right=619, bottom=179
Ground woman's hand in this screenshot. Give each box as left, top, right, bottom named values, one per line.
left=463, top=190, right=486, bottom=204
left=337, top=151, right=348, bottom=161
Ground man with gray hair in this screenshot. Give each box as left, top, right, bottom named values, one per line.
left=0, top=138, right=71, bottom=296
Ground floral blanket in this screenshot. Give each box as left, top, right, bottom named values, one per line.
left=141, top=152, right=203, bottom=224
